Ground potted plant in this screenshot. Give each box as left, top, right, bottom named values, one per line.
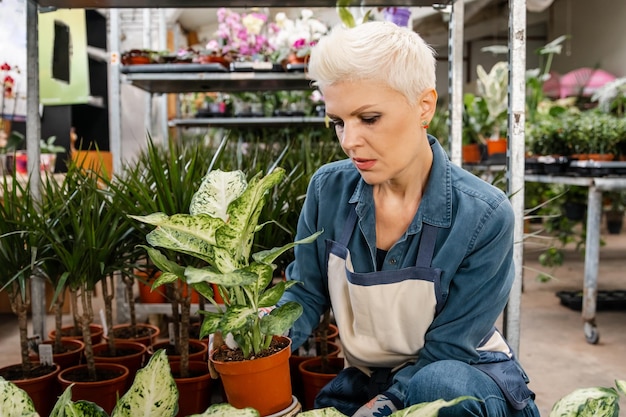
left=42, top=160, right=133, bottom=413
left=0, top=173, right=61, bottom=417
left=132, top=167, right=322, bottom=416
left=476, top=60, right=509, bottom=156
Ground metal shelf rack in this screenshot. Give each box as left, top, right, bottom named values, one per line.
left=25, top=0, right=529, bottom=352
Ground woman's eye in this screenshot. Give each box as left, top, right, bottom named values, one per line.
left=361, top=115, right=379, bottom=125
left=330, top=119, right=344, bottom=128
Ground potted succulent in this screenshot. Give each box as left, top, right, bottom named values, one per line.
left=132, top=167, right=322, bottom=416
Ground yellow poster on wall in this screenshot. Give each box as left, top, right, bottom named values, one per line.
left=39, top=9, right=90, bottom=105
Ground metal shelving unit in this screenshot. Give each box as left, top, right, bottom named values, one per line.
left=169, top=116, right=326, bottom=128
left=27, top=0, right=529, bottom=353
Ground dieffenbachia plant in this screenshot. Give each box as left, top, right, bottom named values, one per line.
left=131, top=168, right=322, bottom=359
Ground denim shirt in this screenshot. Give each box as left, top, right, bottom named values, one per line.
left=280, top=135, right=515, bottom=403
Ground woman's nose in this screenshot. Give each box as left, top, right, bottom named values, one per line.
left=339, top=123, right=358, bottom=149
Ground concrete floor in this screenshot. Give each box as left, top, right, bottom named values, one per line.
left=1, top=224, right=625, bottom=416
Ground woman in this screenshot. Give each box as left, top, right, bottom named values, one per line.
left=279, top=21, right=539, bottom=417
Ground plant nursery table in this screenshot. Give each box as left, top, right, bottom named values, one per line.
left=525, top=173, right=626, bottom=344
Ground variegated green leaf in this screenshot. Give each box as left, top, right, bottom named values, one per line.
left=390, top=396, right=479, bottom=417
left=49, top=384, right=107, bottom=417
left=549, top=387, right=619, bottom=417
left=141, top=246, right=186, bottom=278
left=191, top=281, right=214, bottom=301
left=299, top=408, right=346, bottom=417
left=133, top=213, right=223, bottom=247
left=129, top=212, right=169, bottom=226
left=0, top=377, right=38, bottom=417
left=153, top=271, right=181, bottom=287
left=111, top=349, right=178, bottom=417
left=190, top=170, right=247, bottom=220
left=219, top=169, right=285, bottom=264
left=66, top=401, right=108, bottom=416
left=615, top=380, right=626, bottom=397
left=247, top=262, right=274, bottom=295
left=253, top=231, right=323, bottom=265
left=221, top=305, right=256, bottom=334
left=186, top=265, right=257, bottom=287
left=258, top=280, right=287, bottom=307
left=188, top=402, right=260, bottom=417
left=198, top=310, right=224, bottom=338
left=259, top=302, right=303, bottom=336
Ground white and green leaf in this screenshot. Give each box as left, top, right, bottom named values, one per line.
left=390, top=396, right=480, bottom=417
left=188, top=402, right=260, bottom=417
left=0, top=377, right=38, bottom=417
left=549, top=387, right=619, bottom=417
left=190, top=170, right=248, bottom=221
left=111, top=349, right=178, bottom=417
left=260, top=302, right=303, bottom=336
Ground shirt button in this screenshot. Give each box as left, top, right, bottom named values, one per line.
left=389, top=258, right=397, bottom=265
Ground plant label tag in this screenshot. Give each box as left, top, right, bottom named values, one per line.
left=100, top=309, right=108, bottom=337
left=169, top=322, right=176, bottom=345
left=38, top=344, right=54, bottom=366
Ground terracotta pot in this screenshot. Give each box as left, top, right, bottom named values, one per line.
left=486, top=138, right=507, bottom=156
left=463, top=143, right=482, bottom=163
left=169, top=360, right=213, bottom=417
left=93, top=341, right=147, bottom=390
left=289, top=340, right=341, bottom=406
left=210, top=335, right=293, bottom=416
left=152, top=338, right=208, bottom=362
left=57, top=363, right=129, bottom=414
left=136, top=269, right=166, bottom=303
left=298, top=356, right=346, bottom=411
left=29, top=339, right=85, bottom=370
left=105, top=323, right=161, bottom=347
left=48, top=324, right=104, bottom=345
left=0, top=362, right=61, bottom=417
left=314, top=323, right=339, bottom=342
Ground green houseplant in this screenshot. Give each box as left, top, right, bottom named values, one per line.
left=0, top=173, right=61, bottom=417
left=132, top=167, right=321, bottom=415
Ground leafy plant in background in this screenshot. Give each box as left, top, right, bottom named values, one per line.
left=0, top=174, right=50, bottom=378
left=44, top=160, right=137, bottom=381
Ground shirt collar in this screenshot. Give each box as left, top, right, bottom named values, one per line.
left=348, top=135, right=452, bottom=230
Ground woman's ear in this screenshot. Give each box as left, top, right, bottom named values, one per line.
left=419, top=88, right=438, bottom=121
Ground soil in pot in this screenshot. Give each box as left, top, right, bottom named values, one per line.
left=152, top=339, right=208, bottom=362
left=93, top=341, right=147, bottom=389
left=48, top=324, right=104, bottom=345
left=106, top=323, right=160, bottom=346
left=0, top=363, right=61, bottom=417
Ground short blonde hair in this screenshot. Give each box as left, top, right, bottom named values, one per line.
left=307, top=21, right=437, bottom=105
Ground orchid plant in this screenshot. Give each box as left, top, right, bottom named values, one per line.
left=1, top=62, right=22, bottom=151
left=269, top=9, right=329, bottom=62
left=206, top=8, right=274, bottom=61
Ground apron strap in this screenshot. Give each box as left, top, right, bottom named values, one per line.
left=339, top=206, right=359, bottom=246
left=415, top=223, right=438, bottom=268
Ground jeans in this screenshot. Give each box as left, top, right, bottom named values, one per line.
left=405, top=360, right=540, bottom=417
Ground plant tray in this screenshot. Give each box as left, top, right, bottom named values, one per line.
left=120, top=63, right=228, bottom=73
left=556, top=290, right=626, bottom=311
left=568, top=160, right=626, bottom=177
